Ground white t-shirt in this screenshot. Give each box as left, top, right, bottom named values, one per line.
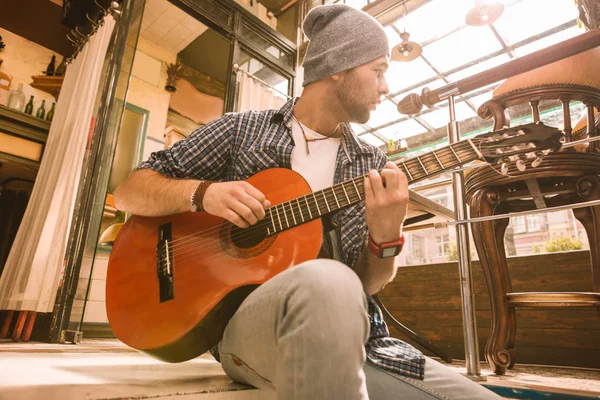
left=290, top=119, right=342, bottom=191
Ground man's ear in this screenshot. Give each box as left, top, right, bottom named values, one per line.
left=330, top=72, right=344, bottom=82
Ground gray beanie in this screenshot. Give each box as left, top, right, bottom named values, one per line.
left=302, top=4, right=389, bottom=87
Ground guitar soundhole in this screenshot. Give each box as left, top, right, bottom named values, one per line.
left=230, top=225, right=267, bottom=248
left=220, top=222, right=276, bottom=259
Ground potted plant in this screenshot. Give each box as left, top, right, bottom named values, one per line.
left=165, top=59, right=182, bottom=93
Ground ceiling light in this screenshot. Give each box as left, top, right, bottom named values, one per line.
left=391, top=30, right=422, bottom=62
left=466, top=0, right=504, bottom=27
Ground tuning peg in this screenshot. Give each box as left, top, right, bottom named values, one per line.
left=531, top=157, right=543, bottom=168
left=516, top=159, right=527, bottom=172
left=501, top=163, right=509, bottom=175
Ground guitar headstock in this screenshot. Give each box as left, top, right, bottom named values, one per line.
left=473, top=122, right=563, bottom=172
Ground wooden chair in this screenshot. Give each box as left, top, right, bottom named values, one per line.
left=464, top=48, right=600, bottom=375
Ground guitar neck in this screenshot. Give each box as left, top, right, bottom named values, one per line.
left=264, top=139, right=482, bottom=236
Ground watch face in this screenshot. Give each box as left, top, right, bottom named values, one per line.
left=382, top=247, right=398, bottom=258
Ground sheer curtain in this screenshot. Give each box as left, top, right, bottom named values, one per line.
left=0, top=16, right=116, bottom=313
left=237, top=71, right=288, bottom=112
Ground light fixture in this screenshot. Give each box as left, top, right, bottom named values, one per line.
left=391, top=30, right=422, bottom=62
left=465, top=0, right=504, bottom=27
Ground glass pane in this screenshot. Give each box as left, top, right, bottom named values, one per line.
left=493, top=0, right=578, bottom=45
left=419, top=102, right=476, bottom=129
left=275, top=3, right=299, bottom=43
left=384, top=26, right=402, bottom=48
left=236, top=51, right=290, bottom=111
left=344, top=0, right=368, bottom=10
left=359, top=132, right=386, bottom=146
left=68, top=0, right=145, bottom=335
left=446, top=54, right=511, bottom=82
left=376, top=118, right=427, bottom=140
left=422, top=26, right=502, bottom=72
left=350, top=123, right=366, bottom=134
left=187, top=0, right=232, bottom=28
left=392, top=79, right=446, bottom=101
left=392, top=0, right=473, bottom=45
left=514, top=25, right=583, bottom=57
left=367, top=99, right=401, bottom=128
left=179, top=28, right=232, bottom=97
left=240, top=23, right=294, bottom=67
left=387, top=57, right=437, bottom=93
left=237, top=51, right=290, bottom=93
left=468, top=90, right=495, bottom=110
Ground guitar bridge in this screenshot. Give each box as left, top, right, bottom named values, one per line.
left=157, top=223, right=174, bottom=302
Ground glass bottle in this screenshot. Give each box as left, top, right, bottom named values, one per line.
left=55, top=57, right=67, bottom=76
left=46, top=55, right=56, bottom=76
left=36, top=99, right=46, bottom=119
left=24, top=95, right=34, bottom=115
left=8, top=83, right=26, bottom=112
left=46, top=102, right=55, bottom=122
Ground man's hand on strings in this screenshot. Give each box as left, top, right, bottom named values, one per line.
left=203, top=182, right=271, bottom=228
left=364, top=161, right=408, bottom=244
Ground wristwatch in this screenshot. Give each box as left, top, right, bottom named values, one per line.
left=368, top=234, right=405, bottom=258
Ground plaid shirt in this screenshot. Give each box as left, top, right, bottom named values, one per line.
left=137, top=99, right=425, bottom=380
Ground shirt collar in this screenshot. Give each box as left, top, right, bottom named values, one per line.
left=270, top=98, right=298, bottom=128
left=271, top=98, right=375, bottom=159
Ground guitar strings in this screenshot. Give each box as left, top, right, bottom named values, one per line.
left=154, top=144, right=500, bottom=268
left=164, top=140, right=483, bottom=251
left=162, top=142, right=481, bottom=253
left=155, top=142, right=513, bottom=269
left=160, top=140, right=501, bottom=259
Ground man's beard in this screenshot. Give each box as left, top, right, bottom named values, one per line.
left=336, top=75, right=371, bottom=124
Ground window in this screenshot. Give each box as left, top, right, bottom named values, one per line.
left=511, top=214, right=543, bottom=234
left=411, top=235, right=426, bottom=259
left=526, top=215, right=542, bottom=232
left=512, top=216, right=526, bottom=234
left=419, top=186, right=451, bottom=208
left=432, top=195, right=448, bottom=208
left=435, top=234, right=450, bottom=257
left=353, top=0, right=582, bottom=150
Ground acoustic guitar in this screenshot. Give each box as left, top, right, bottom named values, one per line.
left=106, top=123, right=562, bottom=362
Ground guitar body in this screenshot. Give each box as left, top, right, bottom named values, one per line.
left=106, top=168, right=322, bottom=362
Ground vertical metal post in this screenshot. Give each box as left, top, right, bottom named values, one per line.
left=447, top=96, right=484, bottom=379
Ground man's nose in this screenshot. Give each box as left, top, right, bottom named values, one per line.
left=380, top=79, right=390, bottom=96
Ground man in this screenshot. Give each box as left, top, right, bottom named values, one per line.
left=114, top=4, right=501, bottom=399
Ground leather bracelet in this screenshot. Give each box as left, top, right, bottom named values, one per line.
left=190, top=181, right=214, bottom=212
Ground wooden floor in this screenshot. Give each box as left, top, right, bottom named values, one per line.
left=445, top=360, right=600, bottom=399
left=0, top=339, right=598, bottom=399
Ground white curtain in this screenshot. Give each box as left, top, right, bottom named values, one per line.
left=0, top=16, right=116, bottom=313
left=237, top=71, right=288, bottom=112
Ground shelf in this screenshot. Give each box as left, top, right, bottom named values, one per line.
left=30, top=75, right=64, bottom=100
left=387, top=147, right=408, bottom=156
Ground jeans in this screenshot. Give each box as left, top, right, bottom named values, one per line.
left=218, top=259, right=501, bottom=400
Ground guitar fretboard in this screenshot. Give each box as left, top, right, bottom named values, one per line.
left=265, top=139, right=481, bottom=236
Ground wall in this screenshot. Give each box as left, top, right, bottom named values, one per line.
left=128, top=36, right=176, bottom=150
left=0, top=28, right=59, bottom=112
left=379, top=250, right=600, bottom=369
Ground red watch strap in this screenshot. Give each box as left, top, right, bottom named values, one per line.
left=368, top=234, right=405, bottom=258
